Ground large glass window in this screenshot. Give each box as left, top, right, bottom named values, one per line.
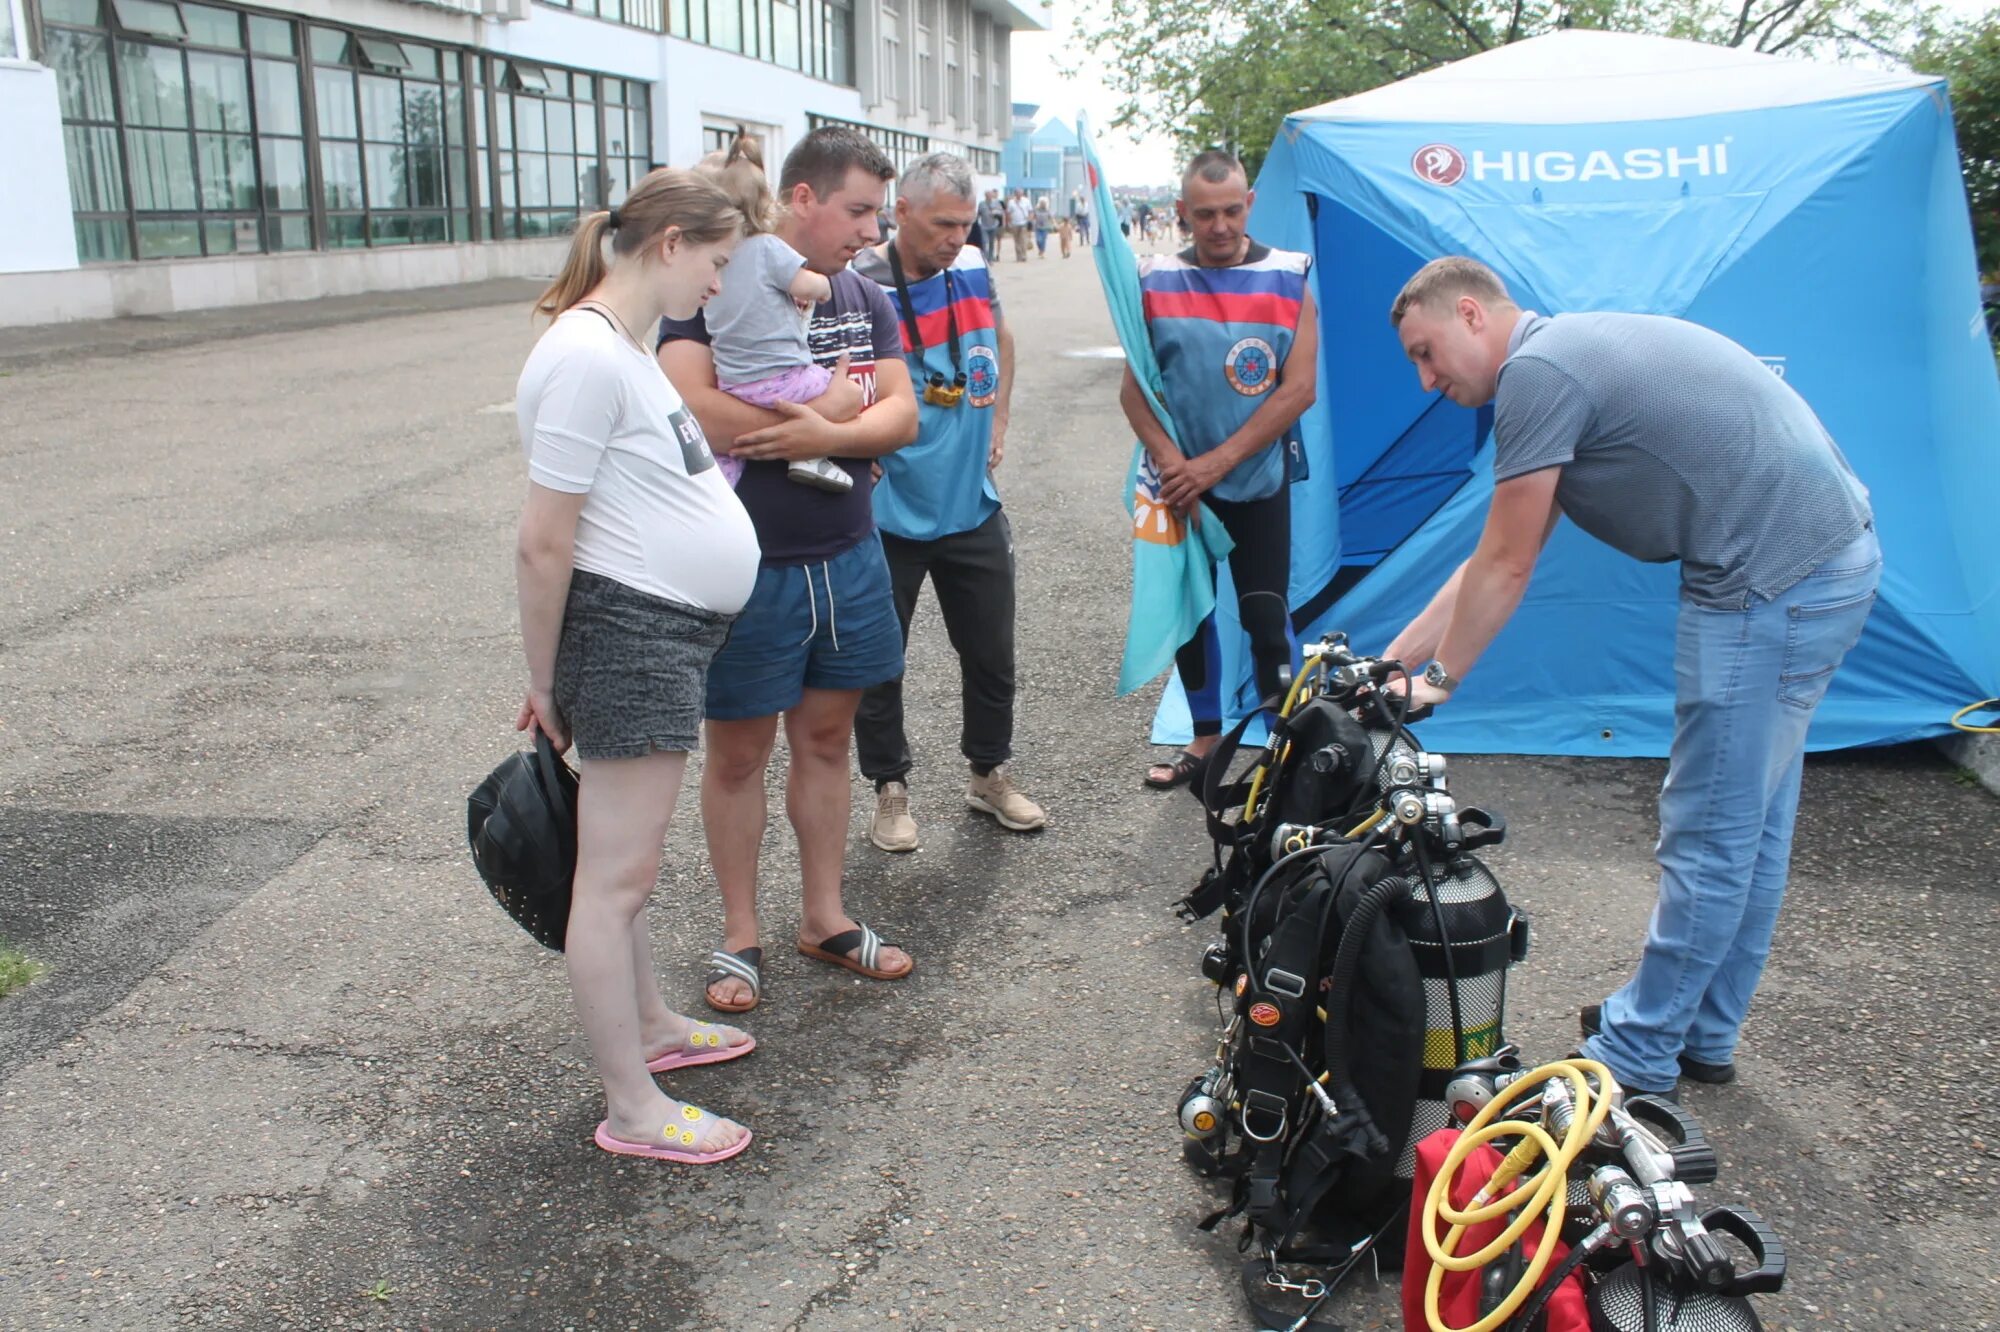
left=671, top=0, right=847, bottom=84
left=312, top=25, right=466, bottom=247
left=42, top=1, right=657, bottom=261
left=915, top=0, right=934, bottom=115
left=824, top=0, right=852, bottom=85
left=969, top=13, right=985, bottom=134
left=44, top=1, right=286, bottom=260
left=536, top=0, right=663, bottom=28
left=808, top=113, right=926, bottom=196
left=488, top=60, right=648, bottom=240
left=944, top=0, right=962, bottom=124
left=707, top=0, right=741, bottom=53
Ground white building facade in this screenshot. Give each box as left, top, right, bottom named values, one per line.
left=0, top=0, right=1040, bottom=325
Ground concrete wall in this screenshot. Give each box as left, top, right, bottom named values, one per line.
left=657, top=38, right=868, bottom=171
left=0, top=239, right=567, bottom=326
left=0, top=59, right=80, bottom=274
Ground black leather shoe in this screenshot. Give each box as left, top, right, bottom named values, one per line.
left=1677, top=1055, right=1737, bottom=1085
left=1580, top=1003, right=1736, bottom=1085
left=1580, top=1004, right=1602, bottom=1038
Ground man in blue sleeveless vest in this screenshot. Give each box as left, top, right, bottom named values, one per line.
left=1125, top=150, right=1320, bottom=789
left=852, top=153, right=1048, bottom=851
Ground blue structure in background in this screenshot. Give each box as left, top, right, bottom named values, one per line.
left=1003, top=102, right=1081, bottom=197
left=1155, top=29, right=2000, bottom=756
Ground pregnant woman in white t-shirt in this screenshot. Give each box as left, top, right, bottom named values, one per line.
left=515, top=168, right=762, bottom=1164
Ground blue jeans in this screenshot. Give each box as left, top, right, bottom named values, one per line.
left=1584, top=528, right=1880, bottom=1091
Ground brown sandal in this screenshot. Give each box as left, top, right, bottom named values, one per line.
left=796, top=924, right=911, bottom=981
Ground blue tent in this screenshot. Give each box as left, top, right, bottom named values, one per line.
left=1158, top=29, right=2000, bottom=755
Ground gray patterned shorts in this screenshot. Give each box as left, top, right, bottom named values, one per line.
left=552, top=570, right=736, bottom=760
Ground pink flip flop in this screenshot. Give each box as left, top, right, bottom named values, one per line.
left=594, top=1110, right=752, bottom=1165
left=645, top=1023, right=756, bottom=1074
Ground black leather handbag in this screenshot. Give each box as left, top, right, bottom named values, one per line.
left=466, top=729, right=578, bottom=950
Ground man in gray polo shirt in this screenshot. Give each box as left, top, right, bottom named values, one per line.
left=1383, top=256, right=1879, bottom=1097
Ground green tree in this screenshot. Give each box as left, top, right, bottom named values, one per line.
left=1077, top=0, right=1937, bottom=178
left=1915, top=12, right=2000, bottom=275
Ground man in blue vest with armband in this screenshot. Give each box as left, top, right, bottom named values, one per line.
left=1128, top=149, right=1320, bottom=790
left=852, top=153, right=1048, bottom=851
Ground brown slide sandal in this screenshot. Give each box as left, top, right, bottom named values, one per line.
left=797, top=923, right=912, bottom=981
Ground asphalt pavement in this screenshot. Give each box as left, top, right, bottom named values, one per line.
left=1, top=244, right=1995, bottom=1332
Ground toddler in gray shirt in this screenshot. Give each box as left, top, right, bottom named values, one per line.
left=697, top=138, right=850, bottom=493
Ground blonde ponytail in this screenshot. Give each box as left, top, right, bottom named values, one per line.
left=535, top=209, right=615, bottom=320
left=534, top=168, right=744, bottom=319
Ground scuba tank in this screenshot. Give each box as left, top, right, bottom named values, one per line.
left=1391, top=853, right=1529, bottom=1181
left=1173, top=634, right=1528, bottom=1318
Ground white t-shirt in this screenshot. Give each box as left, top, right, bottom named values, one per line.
left=517, top=308, right=761, bottom=614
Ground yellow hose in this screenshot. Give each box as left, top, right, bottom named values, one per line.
left=1951, top=699, right=2000, bottom=734
left=1242, top=657, right=1326, bottom=820
left=1420, top=1058, right=1615, bottom=1332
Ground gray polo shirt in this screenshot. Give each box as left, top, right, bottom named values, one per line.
left=1493, top=312, right=1871, bottom=609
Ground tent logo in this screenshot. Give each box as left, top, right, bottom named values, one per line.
left=1412, top=143, right=1466, bottom=187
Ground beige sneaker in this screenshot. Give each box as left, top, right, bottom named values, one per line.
left=966, top=765, right=1047, bottom=832
left=870, top=781, right=919, bottom=853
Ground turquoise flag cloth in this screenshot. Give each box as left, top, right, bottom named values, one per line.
left=1078, top=115, right=1233, bottom=696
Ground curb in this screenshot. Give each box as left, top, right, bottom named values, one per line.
left=1936, top=729, right=2000, bottom=798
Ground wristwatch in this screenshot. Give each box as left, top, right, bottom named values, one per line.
left=1423, top=660, right=1459, bottom=694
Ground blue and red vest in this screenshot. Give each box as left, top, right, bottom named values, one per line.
left=1140, top=242, right=1312, bottom=503
left=863, top=245, right=1003, bottom=542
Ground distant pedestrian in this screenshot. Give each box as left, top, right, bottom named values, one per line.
left=694, top=134, right=852, bottom=495
left=977, top=188, right=1004, bottom=262
left=1033, top=196, right=1054, bottom=257
left=1058, top=213, right=1074, bottom=258
left=1074, top=189, right=1092, bottom=245
left=515, top=168, right=759, bottom=1164
left=1006, top=190, right=1032, bottom=261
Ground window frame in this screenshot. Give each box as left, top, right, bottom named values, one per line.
left=2, top=0, right=29, bottom=61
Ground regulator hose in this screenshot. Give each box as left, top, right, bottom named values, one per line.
left=1420, top=1057, right=1616, bottom=1332
left=1243, top=654, right=1329, bottom=820
left=1501, top=1230, right=1594, bottom=1332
